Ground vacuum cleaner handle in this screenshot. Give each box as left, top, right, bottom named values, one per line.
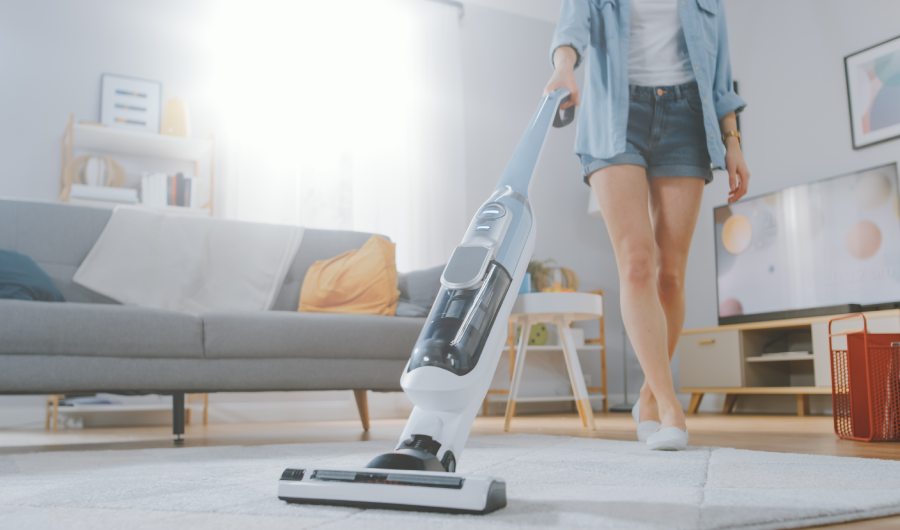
left=553, top=93, right=575, bottom=128
left=497, top=88, right=574, bottom=196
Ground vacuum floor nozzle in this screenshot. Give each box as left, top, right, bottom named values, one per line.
left=278, top=467, right=506, bottom=514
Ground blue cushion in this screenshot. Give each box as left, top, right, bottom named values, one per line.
left=0, top=249, right=65, bottom=302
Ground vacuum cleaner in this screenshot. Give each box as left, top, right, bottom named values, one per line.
left=278, top=89, right=574, bottom=515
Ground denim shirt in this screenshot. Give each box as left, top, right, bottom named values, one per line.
left=551, top=0, right=746, bottom=169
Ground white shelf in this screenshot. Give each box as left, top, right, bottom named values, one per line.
left=746, top=353, right=813, bottom=363
left=503, top=344, right=603, bottom=352
left=72, top=122, right=212, bottom=161
left=66, top=199, right=211, bottom=216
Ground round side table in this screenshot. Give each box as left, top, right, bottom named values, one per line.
left=503, top=291, right=604, bottom=432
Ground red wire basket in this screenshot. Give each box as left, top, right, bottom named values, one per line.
left=828, top=313, right=900, bottom=442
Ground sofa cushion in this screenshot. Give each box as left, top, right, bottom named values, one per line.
left=203, top=311, right=424, bottom=360
left=298, top=235, right=399, bottom=316
left=0, top=199, right=115, bottom=304
left=270, top=228, right=379, bottom=311
left=397, top=264, right=444, bottom=313
left=0, top=249, right=65, bottom=302
left=0, top=300, right=204, bottom=358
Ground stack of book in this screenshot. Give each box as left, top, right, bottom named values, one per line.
left=69, top=183, right=139, bottom=204
left=141, top=172, right=193, bottom=208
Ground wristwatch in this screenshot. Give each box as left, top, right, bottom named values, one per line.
left=722, top=129, right=742, bottom=144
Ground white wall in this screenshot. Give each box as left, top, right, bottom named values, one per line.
left=0, top=0, right=217, bottom=200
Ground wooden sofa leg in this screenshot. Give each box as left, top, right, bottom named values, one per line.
left=173, top=392, right=185, bottom=444
left=353, top=389, right=370, bottom=432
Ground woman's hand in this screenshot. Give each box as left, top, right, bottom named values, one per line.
left=725, top=138, right=750, bottom=204
left=544, top=46, right=580, bottom=109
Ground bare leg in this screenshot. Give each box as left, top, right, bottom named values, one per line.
left=638, top=176, right=705, bottom=420
left=589, top=166, right=686, bottom=430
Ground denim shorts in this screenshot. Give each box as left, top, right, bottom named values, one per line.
left=581, top=81, right=713, bottom=186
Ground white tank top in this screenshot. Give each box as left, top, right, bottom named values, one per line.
left=628, top=0, right=695, bottom=86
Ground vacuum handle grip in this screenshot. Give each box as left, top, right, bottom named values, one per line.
left=553, top=94, right=575, bottom=128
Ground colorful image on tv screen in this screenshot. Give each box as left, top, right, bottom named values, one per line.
left=715, top=163, right=900, bottom=319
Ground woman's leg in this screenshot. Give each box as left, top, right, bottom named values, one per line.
left=588, top=165, right=686, bottom=430
left=637, top=176, right=705, bottom=420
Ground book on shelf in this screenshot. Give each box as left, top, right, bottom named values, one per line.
left=141, top=172, right=194, bottom=208
left=69, top=183, right=139, bottom=204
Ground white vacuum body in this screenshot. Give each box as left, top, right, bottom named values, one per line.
left=279, top=89, right=573, bottom=515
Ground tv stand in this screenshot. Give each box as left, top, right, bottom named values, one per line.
left=677, top=309, right=900, bottom=415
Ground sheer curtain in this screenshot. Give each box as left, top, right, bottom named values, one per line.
left=210, top=0, right=466, bottom=271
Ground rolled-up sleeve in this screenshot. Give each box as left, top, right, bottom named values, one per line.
left=550, top=0, right=591, bottom=69
left=712, top=2, right=746, bottom=119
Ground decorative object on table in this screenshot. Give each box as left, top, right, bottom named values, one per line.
left=528, top=323, right=549, bottom=346
left=526, top=258, right=579, bottom=292
left=545, top=265, right=579, bottom=292
left=845, top=34, right=900, bottom=149
left=59, top=155, right=128, bottom=202
left=526, top=259, right=553, bottom=291
left=100, top=74, right=162, bottom=133
left=160, top=97, right=190, bottom=137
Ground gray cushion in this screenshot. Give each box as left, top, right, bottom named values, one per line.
left=395, top=301, right=429, bottom=317
left=0, top=300, right=204, bottom=358
left=397, top=264, right=444, bottom=312
left=203, top=310, right=425, bottom=360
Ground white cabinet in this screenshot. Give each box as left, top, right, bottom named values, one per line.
left=677, top=330, right=742, bottom=387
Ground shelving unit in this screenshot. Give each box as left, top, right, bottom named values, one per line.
left=678, top=309, right=900, bottom=415
left=59, top=114, right=215, bottom=215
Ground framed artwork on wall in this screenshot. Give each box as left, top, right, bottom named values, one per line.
left=845, top=34, right=900, bottom=149
left=100, top=74, right=162, bottom=133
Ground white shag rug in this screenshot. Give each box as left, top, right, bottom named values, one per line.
left=1, top=434, right=899, bottom=530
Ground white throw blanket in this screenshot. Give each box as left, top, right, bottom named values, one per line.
left=74, top=207, right=304, bottom=314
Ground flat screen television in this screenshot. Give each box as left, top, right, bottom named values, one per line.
left=714, top=162, right=900, bottom=325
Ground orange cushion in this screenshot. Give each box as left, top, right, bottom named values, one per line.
left=298, top=235, right=399, bottom=316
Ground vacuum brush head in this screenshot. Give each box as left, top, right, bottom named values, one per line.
left=278, top=467, right=506, bottom=514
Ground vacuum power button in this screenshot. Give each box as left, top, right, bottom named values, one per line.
left=478, top=203, right=506, bottom=220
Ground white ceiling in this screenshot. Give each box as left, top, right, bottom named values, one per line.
left=460, top=0, right=561, bottom=22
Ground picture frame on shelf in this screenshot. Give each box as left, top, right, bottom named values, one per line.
left=100, top=74, right=162, bottom=133
left=844, top=34, right=900, bottom=149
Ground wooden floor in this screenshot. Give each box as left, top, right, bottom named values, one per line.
left=2, top=411, right=900, bottom=529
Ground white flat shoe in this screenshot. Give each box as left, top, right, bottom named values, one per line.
left=646, top=426, right=689, bottom=451
left=631, top=402, right=661, bottom=443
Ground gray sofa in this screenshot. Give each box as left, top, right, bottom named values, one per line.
left=0, top=198, right=426, bottom=440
